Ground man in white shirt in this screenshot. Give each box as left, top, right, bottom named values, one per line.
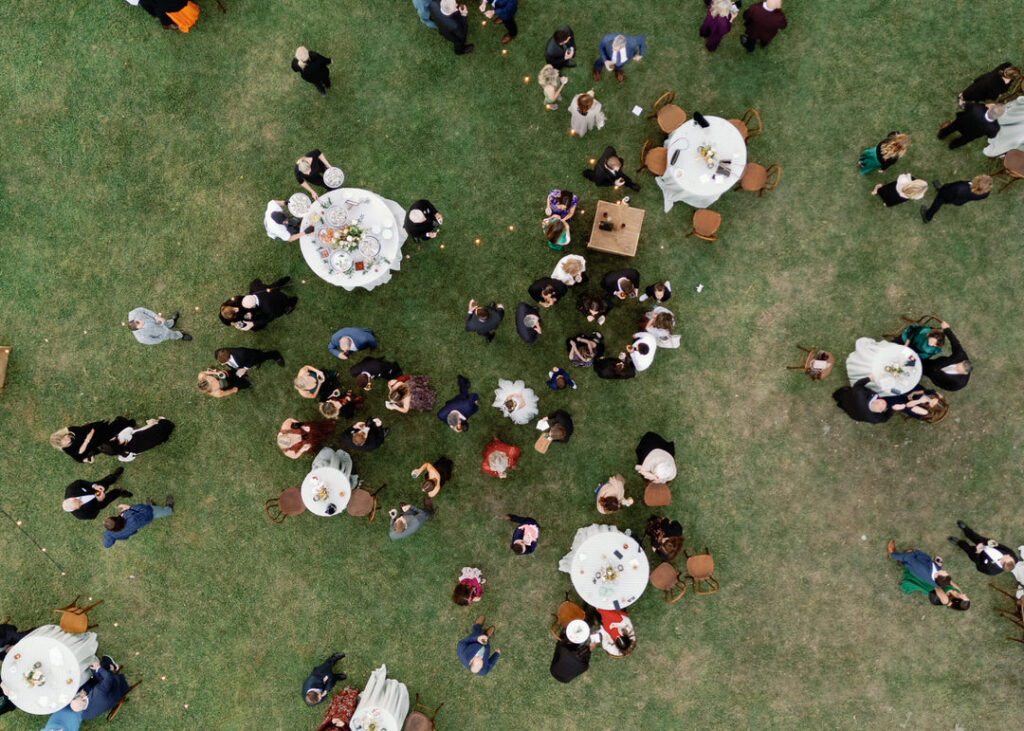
left=949, top=521, right=1019, bottom=575
left=263, top=199, right=307, bottom=242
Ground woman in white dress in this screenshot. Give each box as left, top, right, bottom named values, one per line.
left=551, top=254, right=586, bottom=286
left=568, top=90, right=606, bottom=138
left=492, top=379, right=539, bottom=424
left=984, top=96, right=1024, bottom=157
left=641, top=306, right=681, bottom=348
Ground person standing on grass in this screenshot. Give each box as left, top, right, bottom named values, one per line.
left=938, top=103, right=1004, bottom=149
left=545, top=26, right=576, bottom=69
left=429, top=0, right=474, bottom=56
left=506, top=513, right=539, bottom=555
left=220, top=277, right=298, bottom=331
left=292, top=47, right=332, bottom=96
left=63, top=467, right=131, bottom=520
left=740, top=0, right=787, bottom=53
left=592, top=33, right=645, bottom=84
left=328, top=327, right=377, bottom=360
left=871, top=174, right=928, bottom=208
left=921, top=322, right=972, bottom=391
left=340, top=418, right=389, bottom=452
left=529, top=277, right=568, bottom=309
left=295, top=150, right=334, bottom=199
left=404, top=199, right=444, bottom=241
left=389, top=497, right=435, bottom=539
left=699, top=0, right=739, bottom=53
left=264, top=199, right=310, bottom=242
left=920, top=175, right=992, bottom=223
left=412, top=0, right=438, bottom=28
left=351, top=357, right=403, bottom=391
left=277, top=419, right=336, bottom=459
left=515, top=303, right=542, bottom=344
left=50, top=418, right=135, bottom=464
left=452, top=567, right=486, bottom=604
left=948, top=521, right=1019, bottom=575
left=457, top=616, right=500, bottom=676
left=958, top=63, right=1021, bottom=107
left=858, top=132, right=911, bottom=175
left=216, top=347, right=285, bottom=372
left=437, top=375, right=479, bottom=432
left=102, top=497, right=174, bottom=548
left=549, top=632, right=595, bottom=683
left=568, top=90, right=606, bottom=137
left=583, top=146, right=641, bottom=190
left=479, top=0, right=517, bottom=44
left=303, top=653, right=346, bottom=706
left=127, top=307, right=191, bottom=344
left=465, top=299, right=505, bottom=343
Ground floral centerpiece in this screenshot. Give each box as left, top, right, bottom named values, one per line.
left=321, top=223, right=364, bottom=250
left=24, top=662, right=46, bottom=687
left=697, top=144, right=717, bottom=168
left=884, top=363, right=907, bottom=376
left=597, top=565, right=621, bottom=583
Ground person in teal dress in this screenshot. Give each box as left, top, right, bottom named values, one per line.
left=858, top=132, right=910, bottom=174
left=894, top=324, right=945, bottom=360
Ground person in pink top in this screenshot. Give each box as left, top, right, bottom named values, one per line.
left=452, top=567, right=486, bottom=604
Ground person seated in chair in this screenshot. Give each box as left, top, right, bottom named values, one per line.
left=645, top=515, right=684, bottom=561
left=831, top=377, right=894, bottom=424
left=922, top=321, right=972, bottom=391
left=77, top=656, right=130, bottom=721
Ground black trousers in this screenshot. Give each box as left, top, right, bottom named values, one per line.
left=502, top=17, right=518, bottom=37
left=938, top=121, right=983, bottom=149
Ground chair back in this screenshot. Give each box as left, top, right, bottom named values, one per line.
left=643, top=482, right=671, bottom=507
left=347, top=482, right=385, bottom=521
left=687, top=209, right=722, bottom=242
left=0, top=346, right=10, bottom=394
left=787, top=345, right=834, bottom=380
left=741, top=108, right=763, bottom=139
left=649, top=562, right=686, bottom=602
left=997, top=149, right=1024, bottom=191
left=265, top=486, right=305, bottom=523
left=404, top=693, right=444, bottom=730
left=657, top=104, right=687, bottom=134
left=638, top=139, right=667, bottom=175
left=650, top=90, right=675, bottom=116
left=107, top=679, right=142, bottom=721
left=550, top=591, right=586, bottom=639
left=52, top=596, right=103, bottom=634
left=763, top=163, right=781, bottom=193
left=684, top=549, right=720, bottom=595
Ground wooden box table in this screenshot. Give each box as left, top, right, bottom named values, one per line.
left=587, top=201, right=645, bottom=257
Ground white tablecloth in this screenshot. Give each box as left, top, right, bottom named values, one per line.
left=559, top=524, right=649, bottom=610
left=301, top=466, right=352, bottom=516
left=351, top=664, right=409, bottom=731
left=299, top=188, right=408, bottom=290
left=845, top=338, right=922, bottom=396
left=655, top=116, right=747, bottom=211
left=0, top=625, right=97, bottom=714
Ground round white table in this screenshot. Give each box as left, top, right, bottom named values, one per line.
left=558, top=524, right=649, bottom=610
left=301, top=467, right=351, bottom=517
left=0, top=626, right=98, bottom=714
left=845, top=337, right=923, bottom=396
left=351, top=664, right=408, bottom=731
left=299, top=188, right=408, bottom=290
left=655, top=116, right=747, bottom=211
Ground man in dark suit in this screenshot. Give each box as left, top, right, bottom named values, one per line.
left=949, top=521, right=1019, bottom=575
left=349, top=357, right=403, bottom=390
left=922, top=322, right=971, bottom=391
left=215, top=347, right=285, bottom=371
left=437, top=375, right=479, bottom=432
left=592, top=33, right=645, bottom=83
left=600, top=268, right=641, bottom=300
left=920, top=175, right=992, bottom=223
left=515, top=303, right=542, bottom=344
left=528, top=277, right=568, bottom=308
left=594, top=356, right=637, bottom=379
left=545, top=26, right=576, bottom=68
left=62, top=468, right=132, bottom=520
left=340, top=419, right=389, bottom=452
left=465, top=299, right=504, bottom=342
left=429, top=0, right=473, bottom=55
left=302, top=653, right=346, bottom=706
left=741, top=0, right=788, bottom=52
left=583, top=146, right=640, bottom=191
left=73, top=657, right=130, bottom=721
left=938, top=102, right=1004, bottom=149
left=831, top=377, right=893, bottom=423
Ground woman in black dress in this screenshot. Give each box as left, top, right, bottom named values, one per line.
left=404, top=200, right=444, bottom=241
left=871, top=174, right=928, bottom=207
left=294, top=149, right=333, bottom=199
left=219, top=277, right=297, bottom=331
left=99, top=418, right=175, bottom=462
left=958, top=62, right=1021, bottom=107
left=50, top=418, right=134, bottom=464
left=292, top=48, right=333, bottom=97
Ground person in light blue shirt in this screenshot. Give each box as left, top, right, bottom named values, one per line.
left=328, top=327, right=377, bottom=360
left=127, top=307, right=191, bottom=344
left=388, top=497, right=434, bottom=540
left=412, top=0, right=437, bottom=28
left=40, top=703, right=82, bottom=731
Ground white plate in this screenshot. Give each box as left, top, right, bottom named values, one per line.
left=330, top=251, right=352, bottom=271
left=382, top=228, right=393, bottom=240
left=676, top=138, right=690, bottom=151
left=287, top=193, right=311, bottom=216
left=323, top=167, right=345, bottom=189
left=325, top=206, right=347, bottom=227
left=359, top=236, right=380, bottom=258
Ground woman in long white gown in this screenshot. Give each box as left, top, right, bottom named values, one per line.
left=984, top=96, right=1024, bottom=157
left=492, top=379, right=539, bottom=424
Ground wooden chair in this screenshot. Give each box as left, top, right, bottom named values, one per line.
left=740, top=163, right=781, bottom=196
left=53, top=596, right=103, bottom=634
left=549, top=591, right=586, bottom=639
left=729, top=108, right=763, bottom=141
left=883, top=314, right=943, bottom=341
left=346, top=482, right=386, bottom=522
left=107, top=678, right=142, bottom=721
left=643, top=481, right=671, bottom=507
left=649, top=562, right=687, bottom=603
left=787, top=345, right=835, bottom=380
left=0, top=346, right=10, bottom=395
left=638, top=138, right=667, bottom=176
left=993, top=149, right=1024, bottom=192
left=404, top=693, right=444, bottom=731
left=264, top=486, right=305, bottom=524
left=684, top=548, right=719, bottom=595
left=686, top=209, right=722, bottom=242
left=989, top=583, right=1024, bottom=645
left=649, top=91, right=687, bottom=134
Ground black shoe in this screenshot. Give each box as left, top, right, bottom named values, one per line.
left=111, top=467, right=125, bottom=481
left=123, top=491, right=134, bottom=498
left=337, top=672, right=347, bottom=681
left=956, top=520, right=967, bottom=530
left=919, top=206, right=930, bottom=224
left=274, top=353, right=286, bottom=367
left=932, top=180, right=942, bottom=190
left=101, top=655, right=122, bottom=673
left=463, top=44, right=474, bottom=54
left=947, top=536, right=958, bottom=545
left=563, top=61, right=577, bottom=68
left=171, top=312, right=180, bottom=322
left=330, top=652, right=346, bottom=662
left=484, top=333, right=495, bottom=343
left=180, top=333, right=193, bottom=342
left=628, top=182, right=641, bottom=192
left=165, top=494, right=175, bottom=509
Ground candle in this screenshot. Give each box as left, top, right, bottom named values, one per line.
left=508, top=225, right=515, bottom=231
left=523, top=76, right=530, bottom=83
left=589, top=159, right=596, bottom=165
left=474, top=238, right=481, bottom=245
left=501, top=49, right=507, bottom=55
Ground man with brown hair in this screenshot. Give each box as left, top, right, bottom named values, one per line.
left=464, top=299, right=504, bottom=343
left=102, top=497, right=174, bottom=548
left=583, top=146, right=640, bottom=190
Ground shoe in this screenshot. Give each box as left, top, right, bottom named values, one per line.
left=101, top=655, right=122, bottom=674
left=460, top=44, right=475, bottom=55
left=329, top=652, right=346, bottom=662
left=493, top=17, right=503, bottom=25
left=501, top=33, right=512, bottom=44
left=956, top=520, right=967, bottom=530
left=180, top=333, right=192, bottom=341
left=919, top=206, right=930, bottom=224
left=475, top=615, right=485, bottom=626
left=592, top=69, right=601, bottom=82
left=628, top=182, right=641, bottom=191
left=886, top=539, right=895, bottom=558
left=947, top=536, right=958, bottom=546
left=337, top=672, right=347, bottom=681
left=614, top=69, right=624, bottom=84
left=932, top=180, right=942, bottom=190
left=275, top=354, right=286, bottom=367
left=123, top=491, right=133, bottom=498
left=485, top=626, right=495, bottom=637
left=170, top=312, right=180, bottom=322
left=111, top=467, right=125, bottom=480
left=564, top=61, right=577, bottom=68
left=937, top=122, right=950, bottom=139
left=165, top=494, right=175, bottom=509
left=934, top=556, right=943, bottom=567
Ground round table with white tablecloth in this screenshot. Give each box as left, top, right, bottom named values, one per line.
left=299, top=188, right=408, bottom=290
left=301, top=466, right=351, bottom=517
left=558, top=524, right=649, bottom=610
left=845, top=337, right=923, bottom=396
left=350, top=664, right=409, bottom=731
left=655, top=116, right=747, bottom=211
left=0, top=625, right=98, bottom=714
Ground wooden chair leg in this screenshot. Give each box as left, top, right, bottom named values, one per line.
left=215, top=0, right=227, bottom=12
left=990, top=583, right=1018, bottom=601
left=106, top=680, right=141, bottom=721
left=367, top=498, right=378, bottom=523
left=81, top=599, right=104, bottom=613
left=1007, top=636, right=1024, bottom=644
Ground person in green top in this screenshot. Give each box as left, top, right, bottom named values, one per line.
left=886, top=540, right=970, bottom=610
left=542, top=216, right=571, bottom=251
left=894, top=324, right=945, bottom=360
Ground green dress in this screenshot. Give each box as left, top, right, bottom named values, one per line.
left=899, top=567, right=934, bottom=596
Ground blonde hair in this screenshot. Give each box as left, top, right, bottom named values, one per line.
left=562, top=257, right=583, bottom=276
left=294, top=47, right=309, bottom=66
left=538, top=65, right=561, bottom=89
left=710, top=0, right=733, bottom=17
left=879, top=133, right=910, bottom=160
left=897, top=176, right=928, bottom=200
left=277, top=433, right=295, bottom=449
left=970, top=175, right=993, bottom=195
left=50, top=428, right=72, bottom=449
left=488, top=451, right=509, bottom=473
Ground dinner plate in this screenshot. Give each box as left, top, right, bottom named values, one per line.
left=325, top=206, right=347, bottom=227
left=359, top=236, right=381, bottom=258
left=318, top=227, right=335, bottom=246
left=330, top=251, right=352, bottom=271
left=323, top=167, right=345, bottom=189
left=287, top=193, right=311, bottom=216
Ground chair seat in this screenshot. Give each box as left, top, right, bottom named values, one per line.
left=686, top=555, right=715, bottom=579
left=646, top=146, right=668, bottom=176
left=657, top=104, right=687, bottom=134
left=729, top=119, right=749, bottom=139
left=741, top=163, right=767, bottom=191
left=404, top=711, right=433, bottom=731
left=346, top=489, right=373, bottom=516
left=59, top=613, right=89, bottom=634
left=1006, top=149, right=1024, bottom=175
left=693, top=209, right=722, bottom=237
left=649, top=562, right=680, bottom=590
left=279, top=487, right=305, bottom=515
left=643, top=482, right=671, bottom=507
left=556, top=601, right=585, bottom=626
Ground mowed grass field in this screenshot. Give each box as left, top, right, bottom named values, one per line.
left=2, top=1, right=1023, bottom=729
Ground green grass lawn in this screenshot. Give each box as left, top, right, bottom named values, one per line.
left=2, top=1, right=1023, bottom=729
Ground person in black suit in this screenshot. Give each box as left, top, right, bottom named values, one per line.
left=528, top=277, right=568, bottom=308
left=545, top=26, right=576, bottom=69
left=582, top=146, right=640, bottom=191
left=938, top=102, right=1004, bottom=149
left=536, top=410, right=574, bottom=442
left=515, top=303, right=542, bottom=344
left=594, top=356, right=636, bottom=379
left=340, top=419, right=389, bottom=452
left=600, top=268, right=640, bottom=300
left=62, top=468, right=131, bottom=520
left=958, top=63, right=1021, bottom=107
left=429, top=0, right=474, bottom=55
left=549, top=633, right=594, bottom=683
left=216, top=348, right=285, bottom=371
left=404, top=200, right=443, bottom=241
left=73, top=657, right=130, bottom=722
left=350, top=357, right=403, bottom=390
left=291, top=47, right=332, bottom=96
left=922, top=326, right=971, bottom=391
left=302, top=653, right=346, bottom=706
left=920, top=175, right=992, bottom=223
left=220, top=277, right=297, bottom=331
left=465, top=299, right=504, bottom=342
left=949, top=521, right=1019, bottom=574
left=831, top=377, right=894, bottom=423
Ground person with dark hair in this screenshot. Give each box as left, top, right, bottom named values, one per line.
left=938, top=103, right=1004, bottom=149
left=949, top=521, right=1019, bottom=575
left=545, top=367, right=577, bottom=390
left=404, top=199, right=444, bottom=241
left=600, top=268, right=641, bottom=300
left=529, top=277, right=569, bottom=308
left=388, top=497, right=434, bottom=540
left=536, top=410, right=573, bottom=443
left=545, top=190, right=579, bottom=221
left=302, top=653, right=346, bottom=706
left=349, top=357, right=402, bottom=391
left=216, top=347, right=285, bottom=371
left=545, top=25, right=576, bottom=68
left=63, top=468, right=131, bottom=520
left=49, top=418, right=135, bottom=464
left=887, top=540, right=970, bottom=610
left=319, top=389, right=364, bottom=420
left=457, top=616, right=500, bottom=676
left=542, top=216, right=571, bottom=250
left=437, top=375, right=479, bottom=432
left=625, top=332, right=658, bottom=372
left=515, top=303, right=542, bottom=344
left=220, top=277, right=297, bottom=331
left=549, top=632, right=594, bottom=683
left=639, top=280, right=671, bottom=303
left=452, top=567, right=485, bottom=605
left=506, top=513, right=539, bottom=555
left=597, top=608, right=635, bottom=655
left=958, top=62, right=1022, bottom=107
left=583, top=145, right=640, bottom=190
left=386, top=374, right=435, bottom=412
left=277, top=419, right=335, bottom=459
left=920, top=175, right=993, bottom=223
left=339, top=418, right=389, bottom=452
left=576, top=292, right=612, bottom=325
left=893, top=324, right=946, bottom=360
left=479, top=0, right=518, bottom=44
left=138, top=0, right=199, bottom=32
left=888, top=388, right=948, bottom=423
left=465, top=299, right=505, bottom=343
left=429, top=0, right=474, bottom=55
left=315, top=686, right=360, bottom=731
left=412, top=457, right=453, bottom=497
left=126, top=307, right=191, bottom=344
left=99, top=417, right=175, bottom=462
left=922, top=321, right=971, bottom=391
left=292, top=48, right=332, bottom=97
left=740, top=0, right=787, bottom=53
left=645, top=515, right=684, bottom=561
left=594, top=355, right=637, bottom=379
left=263, top=199, right=309, bottom=242
left=102, top=497, right=174, bottom=548
left=831, top=377, right=893, bottom=423
left=74, top=656, right=130, bottom=722
left=0, top=622, right=33, bottom=662
left=566, top=332, right=604, bottom=368
left=636, top=431, right=677, bottom=483
left=595, top=474, right=633, bottom=514
left=294, top=150, right=333, bottom=198
left=328, top=327, right=377, bottom=360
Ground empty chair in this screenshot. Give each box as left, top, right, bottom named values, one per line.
left=686, top=209, right=722, bottom=242
left=53, top=596, right=103, bottom=634
left=643, top=481, right=671, bottom=507
left=638, top=139, right=668, bottom=176
left=108, top=677, right=142, bottom=721
left=740, top=163, right=781, bottom=196
left=787, top=345, right=835, bottom=380
left=989, top=583, right=1024, bottom=646
left=729, top=108, right=763, bottom=141
left=404, top=693, right=444, bottom=731
left=649, top=562, right=686, bottom=603
left=993, top=149, right=1024, bottom=192
left=684, top=548, right=720, bottom=595
left=265, top=486, right=305, bottom=524
left=346, top=482, right=386, bottom=522
left=549, top=591, right=586, bottom=639
left=649, top=91, right=687, bottom=134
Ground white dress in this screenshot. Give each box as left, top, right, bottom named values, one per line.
left=569, top=95, right=606, bottom=138
left=551, top=254, right=587, bottom=285
left=644, top=306, right=681, bottom=348
left=492, top=379, right=539, bottom=424
left=984, top=97, right=1024, bottom=157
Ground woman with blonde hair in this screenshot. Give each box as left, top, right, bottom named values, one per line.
left=197, top=368, right=244, bottom=398
left=871, top=174, right=928, bottom=207
left=858, top=132, right=910, bottom=175
left=699, top=0, right=739, bottom=52
left=568, top=90, right=606, bottom=137
left=292, top=47, right=333, bottom=97
left=50, top=418, right=134, bottom=464
left=551, top=254, right=586, bottom=286
left=294, top=366, right=339, bottom=402
left=538, top=65, right=569, bottom=111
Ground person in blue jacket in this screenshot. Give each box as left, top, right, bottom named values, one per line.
left=437, top=375, right=479, bottom=432
left=479, top=0, right=517, bottom=44
left=592, top=33, right=645, bottom=84
left=102, top=498, right=174, bottom=548
left=328, top=327, right=377, bottom=360
left=457, top=616, right=501, bottom=676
